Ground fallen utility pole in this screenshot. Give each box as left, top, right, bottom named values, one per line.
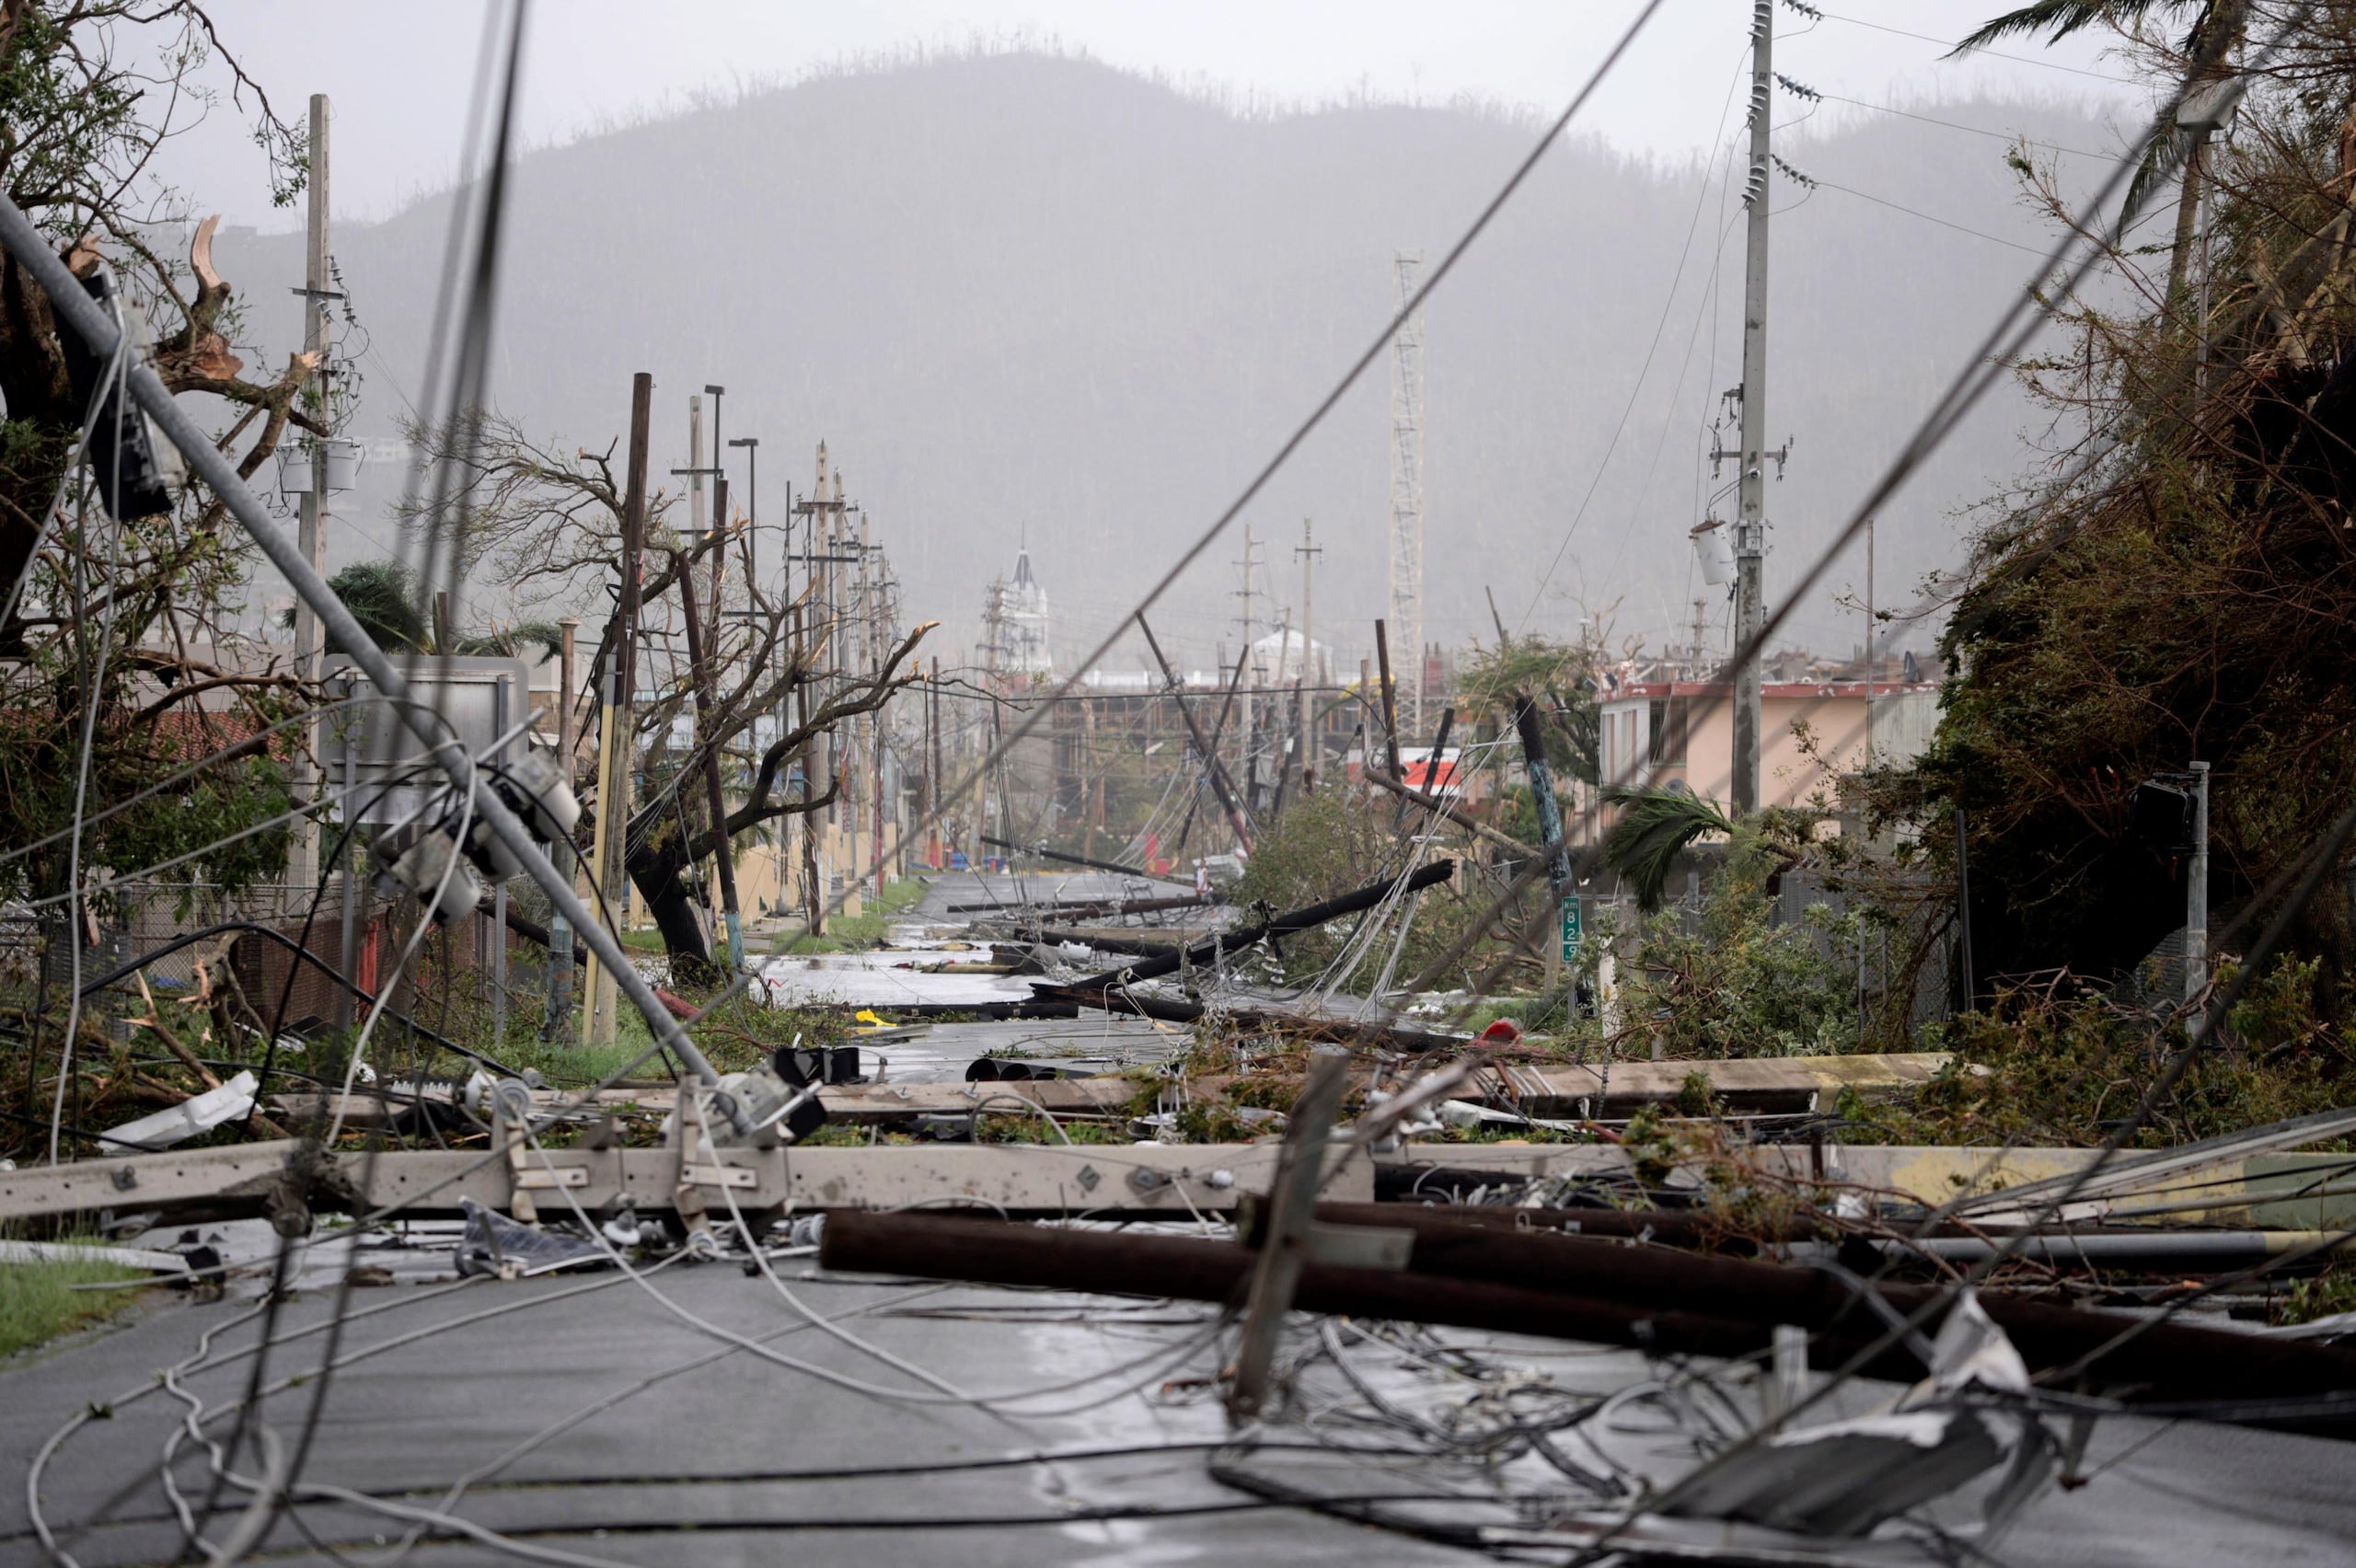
left=979, top=835, right=1150, bottom=880
left=1029, top=979, right=1472, bottom=1054
left=949, top=894, right=1214, bottom=917
left=0, top=1141, right=1370, bottom=1227
left=1064, top=859, right=1456, bottom=988
left=1258, top=1198, right=1800, bottom=1254
left=1138, top=615, right=1253, bottom=852
left=819, top=1210, right=2356, bottom=1416
left=0, top=196, right=721, bottom=1086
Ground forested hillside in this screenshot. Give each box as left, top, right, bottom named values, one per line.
left=214, top=49, right=2119, bottom=670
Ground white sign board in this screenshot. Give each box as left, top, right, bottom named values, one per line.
left=325, top=656, right=530, bottom=827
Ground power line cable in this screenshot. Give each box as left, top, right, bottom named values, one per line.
left=1546, top=24, right=2329, bottom=1555
left=1813, top=173, right=2055, bottom=255
left=1808, top=86, right=2119, bottom=159
left=1513, top=41, right=1751, bottom=633
left=806, top=0, right=1672, bottom=957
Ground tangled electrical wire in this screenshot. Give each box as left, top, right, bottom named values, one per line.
left=18, top=5, right=2356, bottom=1567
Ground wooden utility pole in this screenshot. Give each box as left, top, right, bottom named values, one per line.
left=583, top=372, right=653, bottom=1048
left=926, top=655, right=941, bottom=868
left=290, top=91, right=331, bottom=894
left=1140, top=617, right=1252, bottom=852
left=546, top=617, right=579, bottom=1037
left=1374, top=617, right=1403, bottom=781
left=1233, top=525, right=1257, bottom=790
left=1728, top=0, right=1777, bottom=815
left=1297, top=519, right=1321, bottom=792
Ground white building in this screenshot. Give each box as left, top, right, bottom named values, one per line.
left=997, top=547, right=1053, bottom=675
left=1248, top=627, right=1326, bottom=684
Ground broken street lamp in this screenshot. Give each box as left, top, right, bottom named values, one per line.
left=2131, top=776, right=2197, bottom=854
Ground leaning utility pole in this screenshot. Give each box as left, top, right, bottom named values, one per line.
left=583, top=372, right=653, bottom=1048
left=2186, top=760, right=2212, bottom=1009
left=1296, top=519, right=1322, bottom=793
left=1728, top=2, right=1775, bottom=815
left=1139, top=617, right=1253, bottom=853
left=1233, top=525, right=1257, bottom=786
left=546, top=617, right=579, bottom=1037
left=289, top=91, right=331, bottom=894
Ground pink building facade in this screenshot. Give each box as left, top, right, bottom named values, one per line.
left=1596, top=678, right=1939, bottom=817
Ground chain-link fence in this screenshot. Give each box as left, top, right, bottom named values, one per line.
left=55, top=878, right=542, bottom=1035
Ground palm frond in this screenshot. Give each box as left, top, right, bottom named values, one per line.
left=1952, top=0, right=2183, bottom=52
left=1600, top=787, right=1736, bottom=913
left=325, top=559, right=428, bottom=656
left=454, top=620, right=564, bottom=661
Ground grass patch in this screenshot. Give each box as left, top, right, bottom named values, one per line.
left=771, top=878, right=930, bottom=954
left=2, top=1247, right=145, bottom=1357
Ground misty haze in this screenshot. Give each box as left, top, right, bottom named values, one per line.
left=210, top=48, right=2117, bottom=672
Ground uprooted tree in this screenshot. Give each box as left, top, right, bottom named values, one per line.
left=399, top=410, right=932, bottom=984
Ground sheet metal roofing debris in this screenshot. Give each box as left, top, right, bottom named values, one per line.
left=98, top=1069, right=258, bottom=1151
left=455, top=1196, right=606, bottom=1280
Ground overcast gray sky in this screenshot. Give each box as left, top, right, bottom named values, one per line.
left=167, top=1, right=2144, bottom=230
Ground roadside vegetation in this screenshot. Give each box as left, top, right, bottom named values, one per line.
left=1, top=1247, right=144, bottom=1358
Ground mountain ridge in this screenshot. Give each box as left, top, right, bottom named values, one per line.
left=210, top=48, right=2119, bottom=674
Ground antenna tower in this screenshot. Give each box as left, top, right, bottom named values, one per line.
left=1388, top=251, right=1426, bottom=736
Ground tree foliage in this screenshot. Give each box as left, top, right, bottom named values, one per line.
left=1881, top=6, right=2356, bottom=1007
left=1622, top=836, right=1867, bottom=1059
left=1452, top=629, right=1600, bottom=784
left=413, top=409, right=933, bottom=979
left=0, top=3, right=319, bottom=901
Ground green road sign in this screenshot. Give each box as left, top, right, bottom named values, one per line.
left=1560, top=896, right=1582, bottom=965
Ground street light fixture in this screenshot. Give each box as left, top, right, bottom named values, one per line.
left=2133, top=762, right=2212, bottom=1010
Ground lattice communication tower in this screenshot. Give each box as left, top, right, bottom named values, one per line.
left=1388, top=251, right=1426, bottom=735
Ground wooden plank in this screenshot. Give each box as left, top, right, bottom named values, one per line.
left=1489, top=1052, right=1949, bottom=1117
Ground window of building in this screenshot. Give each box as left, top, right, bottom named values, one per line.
left=1646, top=698, right=1688, bottom=767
